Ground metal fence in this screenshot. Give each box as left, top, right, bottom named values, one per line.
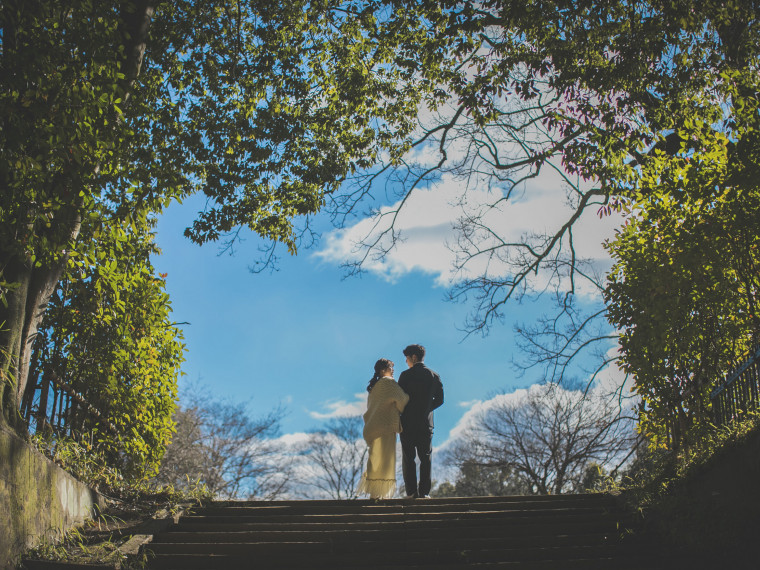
left=711, top=345, right=760, bottom=427
left=20, top=371, right=117, bottom=442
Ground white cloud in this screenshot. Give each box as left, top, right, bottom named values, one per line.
left=271, top=431, right=311, bottom=447
left=436, top=360, right=637, bottom=461
left=438, top=388, right=532, bottom=451
left=594, top=345, right=637, bottom=403
left=427, top=391, right=532, bottom=485
left=307, top=392, right=367, bottom=419
left=315, top=166, right=623, bottom=294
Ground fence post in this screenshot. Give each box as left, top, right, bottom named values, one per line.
left=711, top=345, right=760, bottom=428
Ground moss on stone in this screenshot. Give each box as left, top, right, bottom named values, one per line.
left=1, top=425, right=103, bottom=568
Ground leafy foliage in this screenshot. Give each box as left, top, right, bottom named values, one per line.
left=119, top=0, right=453, bottom=252
left=30, top=216, right=184, bottom=480
left=0, top=0, right=179, bottom=424
left=1, top=1, right=140, bottom=261
left=0, top=0, right=451, bottom=422
left=31, top=432, right=125, bottom=492
left=605, top=182, right=760, bottom=449
left=327, top=0, right=760, bottom=323
left=4, top=1, right=760, bottom=482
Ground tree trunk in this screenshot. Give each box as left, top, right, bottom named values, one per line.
left=0, top=256, right=32, bottom=430
left=17, top=257, right=75, bottom=403
left=0, top=214, right=79, bottom=431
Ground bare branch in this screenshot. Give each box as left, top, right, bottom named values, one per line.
left=447, top=383, right=636, bottom=494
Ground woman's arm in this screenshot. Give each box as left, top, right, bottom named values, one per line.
left=394, top=384, right=410, bottom=412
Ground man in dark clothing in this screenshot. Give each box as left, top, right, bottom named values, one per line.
left=397, top=344, right=444, bottom=498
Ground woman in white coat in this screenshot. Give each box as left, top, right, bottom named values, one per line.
left=357, top=358, right=410, bottom=499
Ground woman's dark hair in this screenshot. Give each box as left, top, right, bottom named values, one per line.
left=367, top=358, right=394, bottom=392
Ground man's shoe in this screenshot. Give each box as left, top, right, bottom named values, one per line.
left=419, top=495, right=431, bottom=499
left=404, top=494, right=417, bottom=499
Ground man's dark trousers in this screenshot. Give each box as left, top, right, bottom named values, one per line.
left=400, top=429, right=432, bottom=497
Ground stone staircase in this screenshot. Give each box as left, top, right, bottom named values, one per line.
left=143, top=494, right=673, bottom=569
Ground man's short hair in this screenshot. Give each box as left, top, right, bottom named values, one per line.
left=403, top=344, right=426, bottom=361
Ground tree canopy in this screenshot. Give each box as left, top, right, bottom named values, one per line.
left=340, top=0, right=760, bottom=333
left=0, top=0, right=445, bottom=426
left=3, top=0, right=759, bottom=466
left=434, top=461, right=529, bottom=497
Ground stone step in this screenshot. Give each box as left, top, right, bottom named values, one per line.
left=147, top=538, right=629, bottom=556
left=146, top=558, right=623, bottom=570
left=168, top=518, right=620, bottom=537
left=186, top=505, right=614, bottom=518
left=163, top=518, right=619, bottom=537
left=199, top=494, right=615, bottom=510
left=207, top=494, right=614, bottom=506
left=152, top=528, right=615, bottom=545
left=191, top=497, right=616, bottom=517
left=150, top=547, right=660, bottom=570
left=177, top=506, right=614, bottom=523
left=146, top=549, right=628, bottom=569
left=143, top=494, right=655, bottom=570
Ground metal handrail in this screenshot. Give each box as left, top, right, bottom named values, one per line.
left=48, top=373, right=119, bottom=435
left=711, top=345, right=760, bottom=399
left=23, top=371, right=119, bottom=438
left=711, top=345, right=760, bottom=427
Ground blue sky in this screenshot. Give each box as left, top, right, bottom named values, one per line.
left=155, top=196, right=537, bottom=443
left=153, top=167, right=623, bottom=451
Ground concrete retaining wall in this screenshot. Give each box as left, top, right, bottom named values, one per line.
left=0, top=425, right=104, bottom=570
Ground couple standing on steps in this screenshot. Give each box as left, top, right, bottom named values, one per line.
left=357, top=344, right=444, bottom=500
